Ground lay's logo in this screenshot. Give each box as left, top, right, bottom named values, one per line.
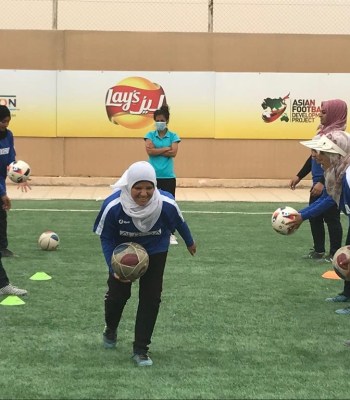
left=105, top=76, right=167, bottom=129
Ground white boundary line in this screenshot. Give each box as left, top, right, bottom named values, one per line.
left=12, top=208, right=272, bottom=215
left=11, top=208, right=349, bottom=219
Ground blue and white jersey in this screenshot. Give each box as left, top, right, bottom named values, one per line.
left=300, top=167, right=350, bottom=220
left=0, top=129, right=16, bottom=196
left=93, top=189, right=194, bottom=273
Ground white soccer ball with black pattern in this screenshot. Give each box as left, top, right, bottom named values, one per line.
left=333, top=246, right=350, bottom=280
left=38, top=231, right=60, bottom=251
left=271, top=206, right=298, bottom=235
left=7, top=160, right=31, bottom=183
left=111, top=242, right=149, bottom=282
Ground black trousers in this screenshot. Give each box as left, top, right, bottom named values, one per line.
left=0, top=255, right=9, bottom=289
left=104, top=252, right=168, bottom=353
left=309, top=193, right=342, bottom=256
left=156, top=178, right=176, bottom=198
left=156, top=179, right=176, bottom=235
left=0, top=199, right=8, bottom=249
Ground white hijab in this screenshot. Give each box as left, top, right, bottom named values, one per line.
left=111, top=161, right=162, bottom=232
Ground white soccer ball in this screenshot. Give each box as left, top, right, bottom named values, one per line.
left=111, top=242, right=149, bottom=282
left=7, top=160, right=31, bottom=183
left=333, top=246, right=350, bottom=280
left=271, top=206, right=298, bottom=235
left=38, top=231, right=60, bottom=251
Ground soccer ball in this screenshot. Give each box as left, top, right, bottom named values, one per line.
left=111, top=242, right=149, bottom=282
left=333, top=246, right=350, bottom=280
left=7, top=160, right=31, bottom=183
left=271, top=206, right=298, bottom=235
left=38, top=231, right=60, bottom=251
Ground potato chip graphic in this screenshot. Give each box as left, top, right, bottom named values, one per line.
left=105, top=76, right=167, bottom=129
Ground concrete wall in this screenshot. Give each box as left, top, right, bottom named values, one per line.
left=2, top=30, right=350, bottom=180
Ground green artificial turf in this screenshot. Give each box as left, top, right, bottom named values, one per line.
left=1, top=200, right=349, bottom=399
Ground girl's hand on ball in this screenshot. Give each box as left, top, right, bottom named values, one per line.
left=286, top=213, right=303, bottom=231
left=17, top=181, right=31, bottom=193
left=113, top=272, right=131, bottom=283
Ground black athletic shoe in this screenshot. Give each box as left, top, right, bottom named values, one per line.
left=102, top=327, right=117, bottom=349
left=132, top=353, right=153, bottom=366
left=302, top=250, right=325, bottom=260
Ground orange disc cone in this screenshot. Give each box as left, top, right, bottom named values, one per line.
left=322, top=270, right=341, bottom=280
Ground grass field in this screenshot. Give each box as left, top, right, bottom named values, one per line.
left=1, top=199, right=350, bottom=399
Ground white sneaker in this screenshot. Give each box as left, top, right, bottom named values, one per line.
left=0, top=284, right=28, bottom=296
left=170, top=234, right=178, bottom=245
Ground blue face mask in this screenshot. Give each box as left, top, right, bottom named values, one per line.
left=155, top=121, right=167, bottom=131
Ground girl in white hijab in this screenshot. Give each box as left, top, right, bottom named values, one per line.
left=111, top=161, right=162, bottom=232
left=289, top=100, right=347, bottom=261
left=95, top=160, right=196, bottom=367
left=288, top=131, right=350, bottom=318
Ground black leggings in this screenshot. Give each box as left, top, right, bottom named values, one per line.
left=104, top=252, right=168, bottom=353
left=0, top=200, right=8, bottom=249
left=0, top=254, right=9, bottom=289
left=0, top=200, right=10, bottom=288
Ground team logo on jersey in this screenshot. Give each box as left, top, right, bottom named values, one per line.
left=120, top=229, right=162, bottom=237
left=0, top=148, right=9, bottom=155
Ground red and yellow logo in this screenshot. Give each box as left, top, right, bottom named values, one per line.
left=105, top=76, right=166, bottom=129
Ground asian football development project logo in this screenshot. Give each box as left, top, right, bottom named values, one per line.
left=105, top=76, right=167, bottom=129
left=261, top=92, right=290, bottom=123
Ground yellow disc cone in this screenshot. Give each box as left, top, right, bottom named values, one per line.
left=0, top=295, right=26, bottom=306
left=30, top=272, right=52, bottom=281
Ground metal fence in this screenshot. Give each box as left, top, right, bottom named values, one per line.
left=1, top=0, right=350, bottom=34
